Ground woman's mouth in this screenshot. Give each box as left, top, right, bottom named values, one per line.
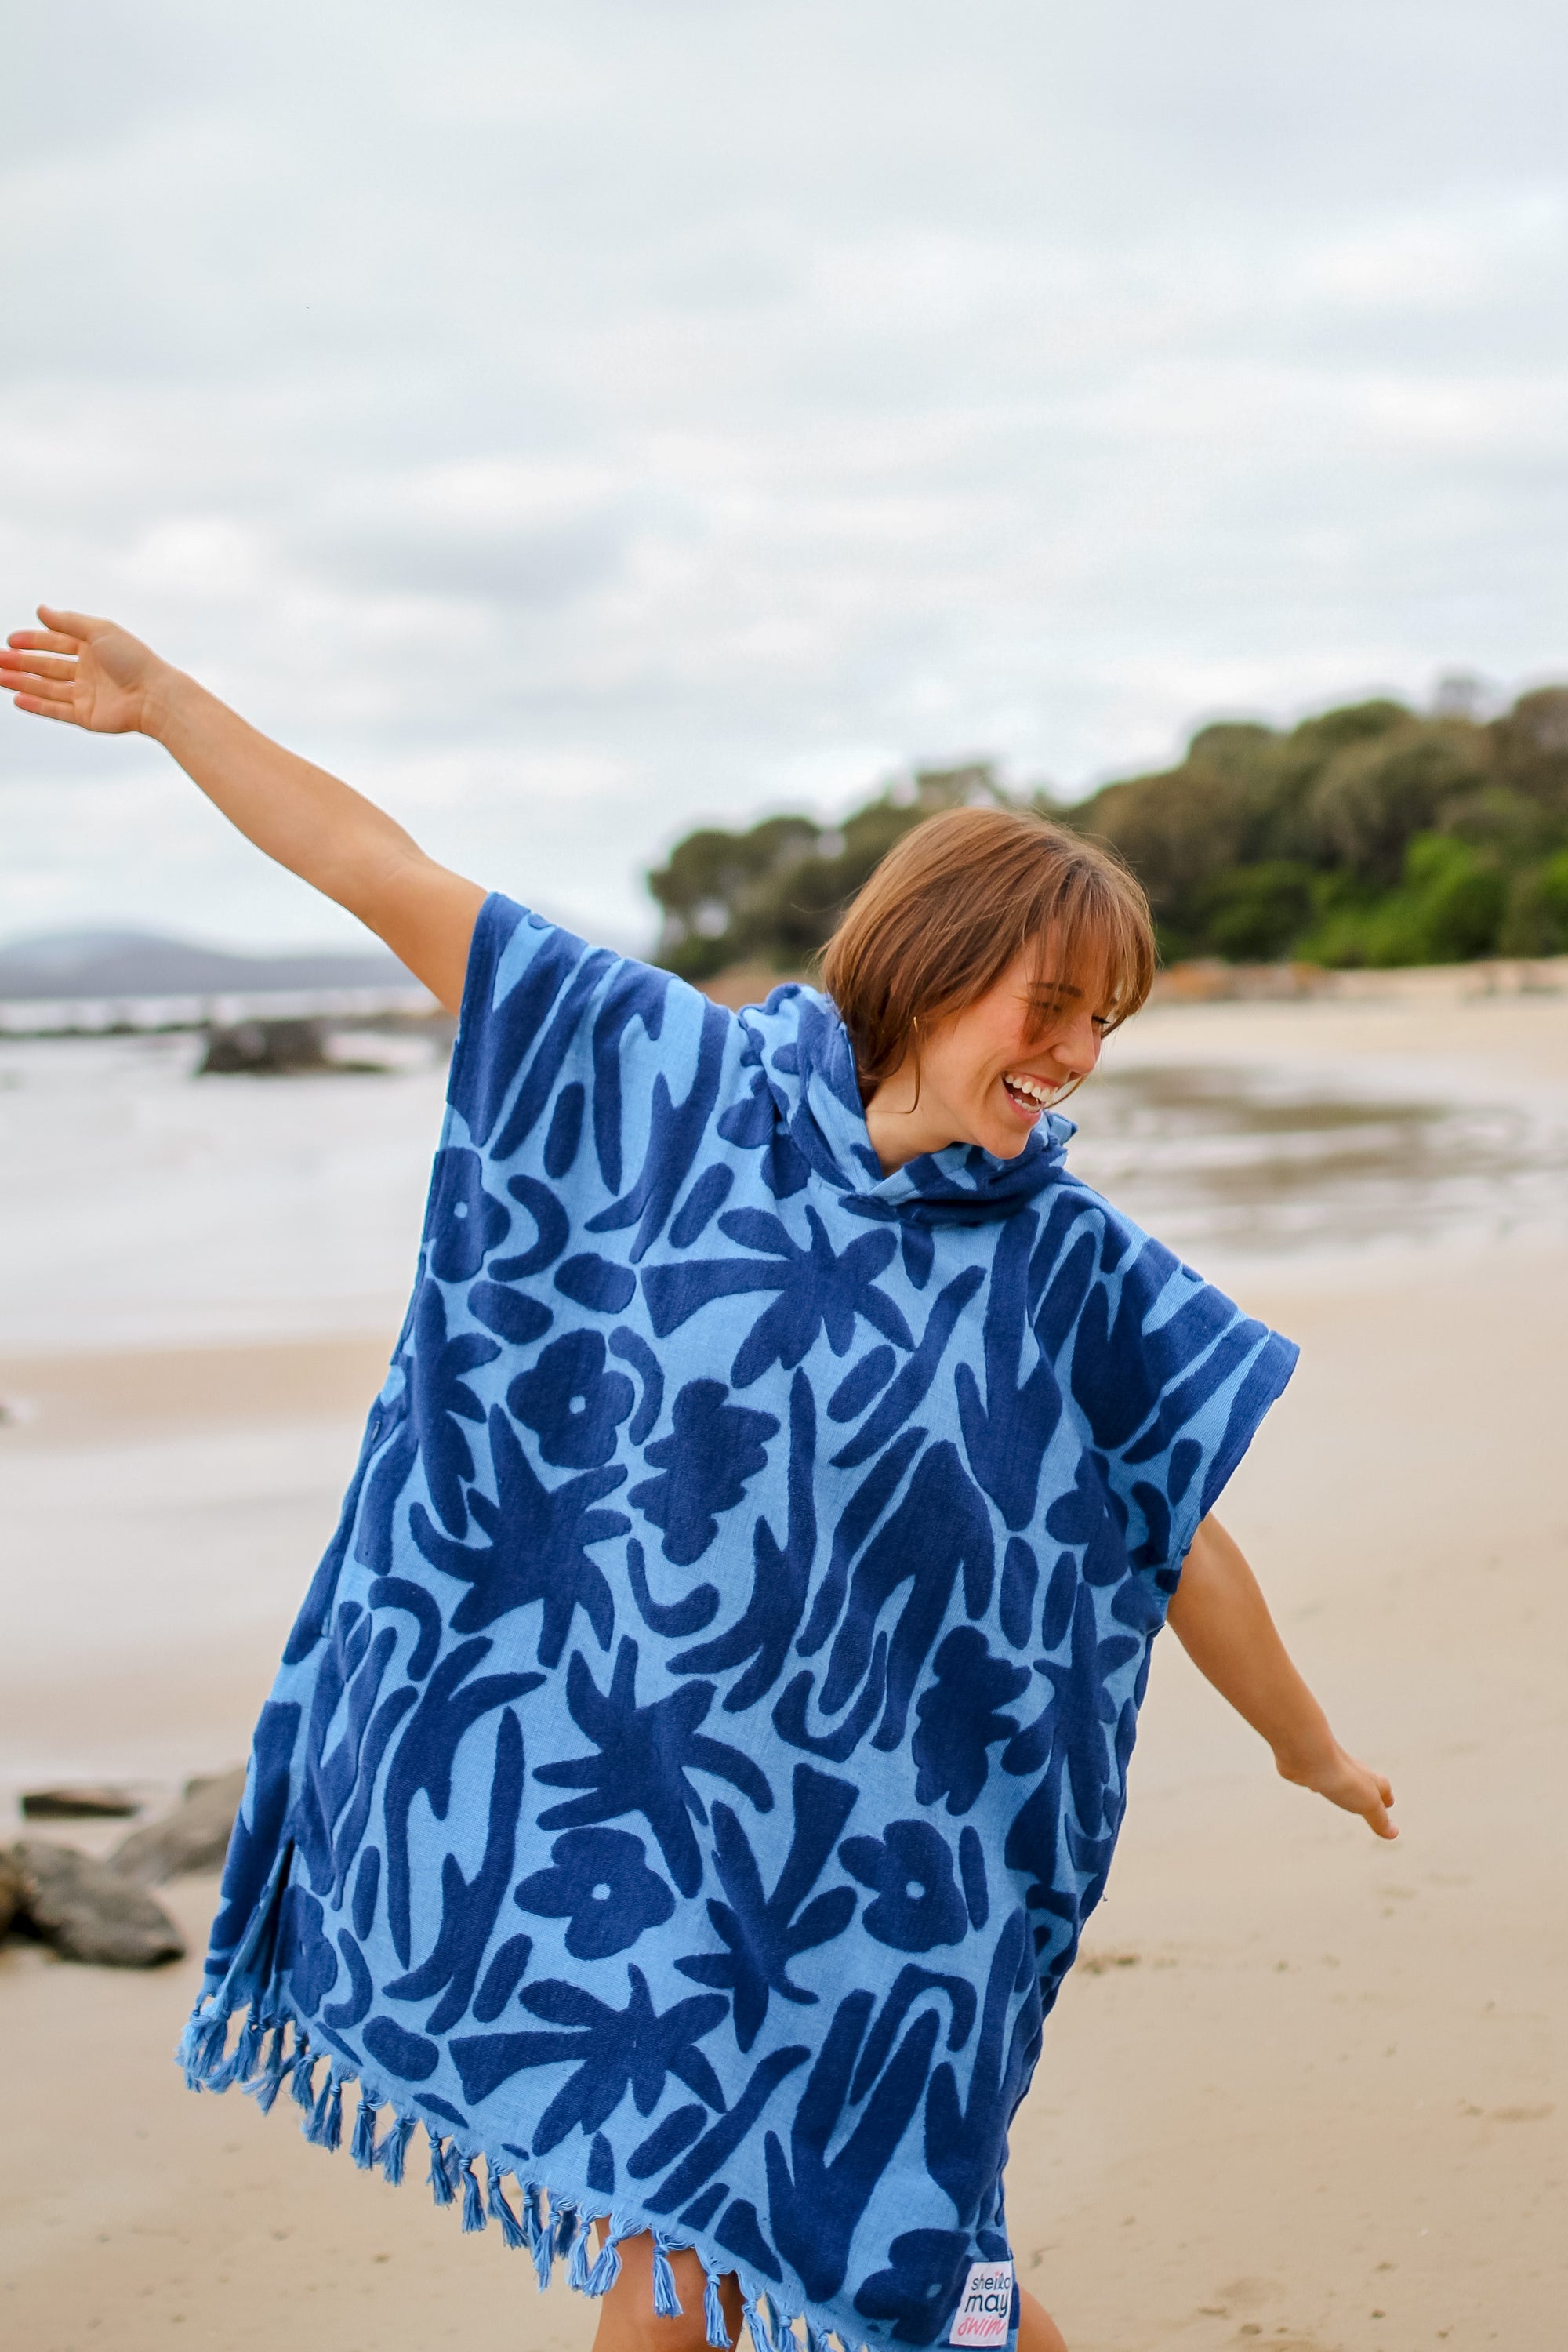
left=1001, top=1072, right=1054, bottom=1120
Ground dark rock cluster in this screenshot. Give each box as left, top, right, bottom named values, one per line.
left=2, top=1766, right=244, bottom=1969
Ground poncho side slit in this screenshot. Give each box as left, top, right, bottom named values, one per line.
left=179, top=895, right=1298, bottom=2352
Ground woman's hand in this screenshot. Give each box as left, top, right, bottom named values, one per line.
left=1275, top=1737, right=1397, bottom=1840
left=2, top=604, right=172, bottom=735
left=1168, top=1515, right=1397, bottom=1842
left=2, top=598, right=485, bottom=1012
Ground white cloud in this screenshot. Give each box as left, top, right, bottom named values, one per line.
left=3, top=0, right=1567, bottom=950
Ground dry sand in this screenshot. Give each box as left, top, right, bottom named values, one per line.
left=3, top=990, right=1566, bottom=2351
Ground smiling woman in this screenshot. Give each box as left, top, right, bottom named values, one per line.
left=2, top=606, right=1395, bottom=2352
left=817, top=808, right=1155, bottom=1171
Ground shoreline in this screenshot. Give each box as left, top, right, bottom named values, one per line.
left=2, top=987, right=1566, bottom=2345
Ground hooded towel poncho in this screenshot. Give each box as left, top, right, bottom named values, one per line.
left=181, top=894, right=1297, bottom=2351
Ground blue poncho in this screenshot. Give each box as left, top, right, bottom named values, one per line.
left=181, top=895, right=1296, bottom=2352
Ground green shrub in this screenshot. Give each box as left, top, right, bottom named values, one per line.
left=1297, top=836, right=1505, bottom=966
left=1401, top=833, right=1506, bottom=961
left=1193, top=862, right=1316, bottom=960
left=648, top=687, right=1568, bottom=978
left=1498, top=849, right=1568, bottom=954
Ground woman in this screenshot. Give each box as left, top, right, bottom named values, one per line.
left=4, top=608, right=1395, bottom=2352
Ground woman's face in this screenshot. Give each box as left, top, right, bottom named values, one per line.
left=864, top=945, right=1112, bottom=1172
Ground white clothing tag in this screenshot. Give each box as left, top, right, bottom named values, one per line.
left=949, top=2259, right=1014, bottom=2347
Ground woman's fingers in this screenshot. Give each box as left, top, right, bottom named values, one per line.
left=0, top=650, right=78, bottom=681
left=7, top=629, right=82, bottom=655
left=36, top=602, right=101, bottom=639
left=0, top=655, right=78, bottom=697
left=1356, top=1766, right=1396, bottom=1838
left=12, top=692, right=76, bottom=721
left=1306, top=1747, right=1398, bottom=1838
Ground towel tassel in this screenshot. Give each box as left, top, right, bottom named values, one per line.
left=565, top=2206, right=595, bottom=2292
left=350, top=2084, right=383, bottom=2170
left=702, top=2266, right=732, bottom=2349
left=224, top=2009, right=264, bottom=2089
left=743, top=2294, right=780, bottom=2352
left=290, top=2038, right=318, bottom=2114
left=486, top=2163, right=528, bottom=2252
left=528, top=2188, right=554, bottom=2290
left=584, top=2222, right=623, bottom=2299
left=376, top=2110, right=415, bottom=2186
left=178, top=2006, right=227, bottom=2088
left=426, top=2125, right=456, bottom=2207
left=304, top=2067, right=342, bottom=2151
left=459, top=2156, right=486, bottom=2234
left=248, top=2026, right=289, bottom=2114
left=649, top=2231, right=684, bottom=2320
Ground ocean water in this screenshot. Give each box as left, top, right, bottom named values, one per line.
left=1066, top=1054, right=1568, bottom=1264
left=2, top=1018, right=1565, bottom=1795
left=4, top=1025, right=1566, bottom=1358
left=0, top=1030, right=450, bottom=1353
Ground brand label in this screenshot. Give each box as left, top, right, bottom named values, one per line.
left=949, top=2260, right=1014, bottom=2347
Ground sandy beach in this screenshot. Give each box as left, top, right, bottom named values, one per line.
left=3, top=982, right=1566, bottom=2351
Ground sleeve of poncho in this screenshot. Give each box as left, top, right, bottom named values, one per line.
left=441, top=895, right=735, bottom=1215
left=1039, top=1178, right=1298, bottom=1597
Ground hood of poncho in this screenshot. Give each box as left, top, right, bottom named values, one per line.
left=738, top=982, right=1073, bottom=1227
left=180, top=895, right=1296, bottom=2352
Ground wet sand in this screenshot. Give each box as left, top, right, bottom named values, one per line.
left=3, top=989, right=1566, bottom=2349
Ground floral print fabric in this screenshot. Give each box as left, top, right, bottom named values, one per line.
left=189, top=895, right=1297, bottom=2350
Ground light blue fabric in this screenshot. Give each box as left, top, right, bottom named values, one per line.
left=182, top=895, right=1297, bottom=2350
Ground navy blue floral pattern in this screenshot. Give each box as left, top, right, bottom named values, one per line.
left=513, top=1827, right=676, bottom=1960
left=189, top=895, right=1297, bottom=2352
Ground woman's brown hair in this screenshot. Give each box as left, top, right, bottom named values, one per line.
left=818, top=804, right=1156, bottom=1094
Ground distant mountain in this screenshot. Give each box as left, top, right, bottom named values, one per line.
left=0, top=927, right=416, bottom=1001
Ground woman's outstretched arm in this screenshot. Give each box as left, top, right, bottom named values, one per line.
left=2, top=604, right=485, bottom=1014
left=1167, top=1513, right=1396, bottom=1838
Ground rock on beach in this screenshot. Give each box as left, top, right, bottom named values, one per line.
left=20, top=1784, right=143, bottom=1820
left=0, top=1849, right=23, bottom=1941
left=108, top=1766, right=246, bottom=1885
left=8, top=1841, right=187, bottom=1967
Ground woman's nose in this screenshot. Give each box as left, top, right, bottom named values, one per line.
left=1054, top=1009, right=1102, bottom=1078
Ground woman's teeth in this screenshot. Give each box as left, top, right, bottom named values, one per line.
left=1002, top=1073, right=1052, bottom=1111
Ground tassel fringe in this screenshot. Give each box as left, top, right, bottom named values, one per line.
left=177, top=1994, right=864, bottom=2352
left=351, top=2084, right=383, bottom=2169
left=305, top=2070, right=343, bottom=2151
left=650, top=2231, right=684, bottom=2320
left=584, top=2229, right=623, bottom=2299
left=744, top=2294, right=784, bottom=2352
left=703, top=2266, right=732, bottom=2349
left=565, top=2206, right=594, bottom=2293
left=377, top=2111, right=415, bottom=2187
left=249, top=2031, right=288, bottom=2113
left=530, top=2188, right=554, bottom=2291
left=290, top=2038, right=318, bottom=2115
left=486, top=2164, right=528, bottom=2251
left=426, top=2125, right=456, bottom=2206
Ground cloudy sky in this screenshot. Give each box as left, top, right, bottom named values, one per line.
left=4, top=0, right=1566, bottom=952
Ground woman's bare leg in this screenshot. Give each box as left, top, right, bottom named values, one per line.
left=591, top=2231, right=746, bottom=2352
left=1017, top=2283, right=1070, bottom=2352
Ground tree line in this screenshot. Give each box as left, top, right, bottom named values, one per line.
left=648, top=686, right=1568, bottom=978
